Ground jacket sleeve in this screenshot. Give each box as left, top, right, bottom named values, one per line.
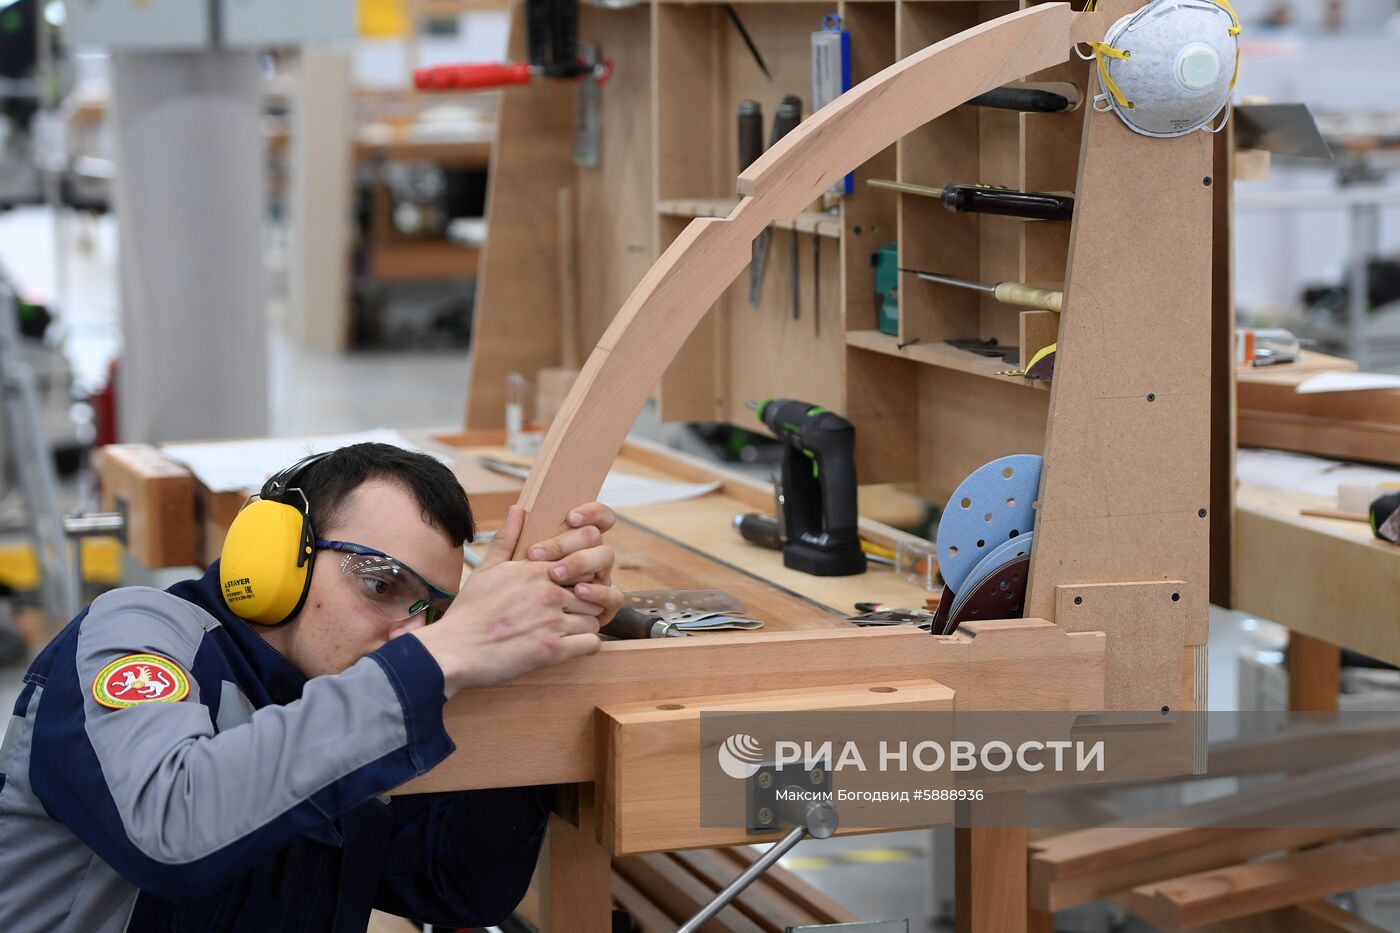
left=374, top=787, right=549, bottom=927
left=29, top=588, right=456, bottom=903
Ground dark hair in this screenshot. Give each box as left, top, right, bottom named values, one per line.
left=291, top=443, right=475, bottom=547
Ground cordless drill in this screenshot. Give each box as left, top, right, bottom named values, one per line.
left=753, top=399, right=865, bottom=576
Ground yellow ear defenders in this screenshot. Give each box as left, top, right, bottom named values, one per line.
left=219, top=452, right=333, bottom=625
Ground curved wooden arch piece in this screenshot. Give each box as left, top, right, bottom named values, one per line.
left=514, top=2, right=1108, bottom=554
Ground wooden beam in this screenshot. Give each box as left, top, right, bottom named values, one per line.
left=1128, top=831, right=1400, bottom=930
left=1192, top=899, right=1388, bottom=933
left=397, top=621, right=1105, bottom=794
left=540, top=806, right=612, bottom=933
left=97, top=444, right=196, bottom=568
left=956, top=826, right=1029, bottom=933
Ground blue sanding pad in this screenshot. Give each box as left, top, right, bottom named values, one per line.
left=936, top=454, right=1042, bottom=592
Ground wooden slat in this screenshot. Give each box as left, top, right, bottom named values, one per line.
left=1192, top=899, right=1389, bottom=933
left=1128, top=831, right=1400, bottom=930
left=614, top=853, right=765, bottom=933
left=612, top=871, right=677, bottom=933
left=716, top=847, right=859, bottom=924
left=670, top=849, right=815, bottom=933
left=397, top=620, right=1104, bottom=794
left=599, top=679, right=954, bottom=854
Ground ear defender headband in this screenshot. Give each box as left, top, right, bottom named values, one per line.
left=220, top=452, right=333, bottom=625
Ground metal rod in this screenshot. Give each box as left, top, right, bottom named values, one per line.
left=676, top=824, right=808, bottom=933
left=898, top=268, right=996, bottom=294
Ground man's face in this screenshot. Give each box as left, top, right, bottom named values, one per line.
left=264, top=478, right=464, bottom=679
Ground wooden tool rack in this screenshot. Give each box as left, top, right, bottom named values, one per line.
left=100, top=0, right=1240, bottom=926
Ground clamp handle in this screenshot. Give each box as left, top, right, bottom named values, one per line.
left=414, top=62, right=533, bottom=91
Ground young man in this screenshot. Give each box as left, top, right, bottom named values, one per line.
left=0, top=443, right=623, bottom=932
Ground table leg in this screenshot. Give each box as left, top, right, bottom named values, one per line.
left=1288, top=631, right=1340, bottom=712
left=539, top=808, right=612, bottom=933
left=956, top=826, right=1029, bottom=933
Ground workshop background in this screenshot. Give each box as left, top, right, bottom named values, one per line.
left=1, top=0, right=1400, bottom=931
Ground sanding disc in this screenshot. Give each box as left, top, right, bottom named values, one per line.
left=936, top=454, right=1042, bottom=592
left=943, top=532, right=1034, bottom=631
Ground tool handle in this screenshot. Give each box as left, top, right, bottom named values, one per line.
left=993, top=281, right=1064, bottom=312
left=941, top=185, right=1075, bottom=222
left=600, top=606, right=662, bottom=640
left=734, top=513, right=782, bottom=550
left=738, top=101, right=764, bottom=172
left=967, top=82, right=1079, bottom=113
left=414, top=62, right=533, bottom=91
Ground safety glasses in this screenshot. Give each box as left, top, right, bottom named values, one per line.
left=315, top=540, right=457, bottom=625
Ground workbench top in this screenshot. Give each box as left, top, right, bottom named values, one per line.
left=1234, top=481, right=1400, bottom=665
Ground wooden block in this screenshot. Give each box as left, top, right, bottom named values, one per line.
left=445, top=453, right=524, bottom=530
left=396, top=621, right=1105, bottom=795
left=598, top=680, right=954, bottom=855
left=1128, top=830, right=1400, bottom=931
left=195, top=482, right=250, bottom=569
left=97, top=444, right=197, bottom=568
left=1054, top=581, right=1189, bottom=711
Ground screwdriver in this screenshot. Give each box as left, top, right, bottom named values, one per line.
left=867, top=179, right=1074, bottom=222
left=900, top=268, right=1064, bottom=313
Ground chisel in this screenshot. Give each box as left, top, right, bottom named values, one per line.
left=900, top=268, right=1064, bottom=313
left=867, top=179, right=1074, bottom=222
left=749, top=96, right=802, bottom=308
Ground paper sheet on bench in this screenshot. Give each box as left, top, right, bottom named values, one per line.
left=1237, top=448, right=1400, bottom=499
left=161, top=430, right=439, bottom=493
left=161, top=431, right=721, bottom=509
left=1296, top=371, right=1400, bottom=393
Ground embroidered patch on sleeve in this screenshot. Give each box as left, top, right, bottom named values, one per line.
left=93, top=654, right=191, bottom=709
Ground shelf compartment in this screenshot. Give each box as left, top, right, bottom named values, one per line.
left=845, top=328, right=1050, bottom=392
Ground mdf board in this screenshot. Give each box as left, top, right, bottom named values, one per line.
left=918, top=364, right=1051, bottom=505
left=465, top=1, right=574, bottom=430
left=1025, top=28, right=1215, bottom=671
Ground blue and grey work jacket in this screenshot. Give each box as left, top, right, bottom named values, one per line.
left=0, top=562, right=548, bottom=932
